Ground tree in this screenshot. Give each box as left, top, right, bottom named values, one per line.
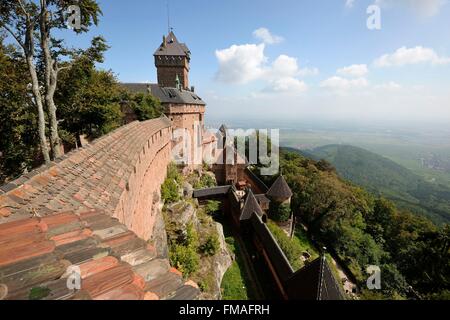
left=0, top=0, right=102, bottom=161
left=128, top=93, right=164, bottom=121
left=56, top=37, right=123, bottom=143
left=0, top=34, right=40, bottom=181
left=269, top=201, right=291, bottom=222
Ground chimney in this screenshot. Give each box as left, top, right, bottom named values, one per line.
left=191, top=86, right=195, bottom=92
left=162, top=35, right=167, bottom=48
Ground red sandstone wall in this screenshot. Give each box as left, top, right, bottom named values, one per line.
left=114, top=126, right=172, bottom=240
left=0, top=118, right=174, bottom=243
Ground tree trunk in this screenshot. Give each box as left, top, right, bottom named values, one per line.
left=40, top=1, right=61, bottom=159
left=24, top=11, right=51, bottom=164
left=26, top=56, right=50, bottom=164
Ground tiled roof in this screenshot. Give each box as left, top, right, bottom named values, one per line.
left=154, top=31, right=190, bottom=57
left=240, top=190, right=265, bottom=221
left=254, top=194, right=270, bottom=204
left=284, top=256, right=345, bottom=300
left=0, top=210, right=200, bottom=300
left=192, top=186, right=231, bottom=199
left=0, top=117, right=171, bottom=222
left=120, top=83, right=206, bottom=106
left=244, top=168, right=269, bottom=193
left=266, top=175, right=293, bottom=199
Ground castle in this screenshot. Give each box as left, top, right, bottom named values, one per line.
left=0, top=31, right=344, bottom=301
left=122, top=31, right=210, bottom=169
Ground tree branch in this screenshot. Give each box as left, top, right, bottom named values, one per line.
left=1, top=23, right=26, bottom=52
left=16, top=0, right=30, bottom=19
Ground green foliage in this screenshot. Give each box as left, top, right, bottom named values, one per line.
left=198, top=280, right=208, bottom=292
left=269, top=201, right=291, bottom=222
left=193, top=174, right=217, bottom=189
left=267, top=221, right=302, bottom=270
left=308, top=144, right=450, bottom=224
left=161, top=179, right=180, bottom=204
left=127, top=93, right=164, bottom=121
left=56, top=37, right=123, bottom=140
left=185, top=223, right=199, bottom=248
left=200, top=234, right=220, bottom=256
left=205, top=200, right=220, bottom=215
left=161, top=163, right=183, bottom=204
left=29, top=287, right=51, bottom=300
left=0, top=38, right=40, bottom=182
left=169, top=244, right=199, bottom=277
left=169, top=223, right=200, bottom=278
left=167, top=163, right=183, bottom=185
left=277, top=150, right=450, bottom=299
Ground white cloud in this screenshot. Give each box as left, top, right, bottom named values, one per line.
left=374, top=46, right=450, bottom=67
left=320, top=76, right=369, bottom=90
left=337, top=64, right=369, bottom=77
left=375, top=81, right=402, bottom=90
left=253, top=27, right=284, bottom=45
left=215, top=42, right=313, bottom=94
left=264, top=78, right=308, bottom=93
left=265, top=55, right=309, bottom=93
left=375, top=0, right=447, bottom=17
left=298, top=67, right=320, bottom=77
left=345, top=0, right=355, bottom=8
left=215, top=44, right=266, bottom=84
left=270, top=55, right=299, bottom=78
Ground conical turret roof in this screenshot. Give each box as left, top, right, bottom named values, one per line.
left=266, top=175, right=293, bottom=199
left=240, top=189, right=264, bottom=221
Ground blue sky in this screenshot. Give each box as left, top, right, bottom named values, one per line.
left=61, top=0, right=450, bottom=127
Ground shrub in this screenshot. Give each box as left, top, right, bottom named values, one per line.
left=161, top=163, right=183, bottom=204
left=186, top=223, right=199, bottom=248
left=167, top=163, right=183, bottom=185
left=198, top=280, right=209, bottom=292
left=161, top=178, right=180, bottom=204
left=169, top=223, right=201, bottom=277
left=170, top=244, right=199, bottom=277
left=200, top=234, right=220, bottom=256
left=267, top=222, right=302, bottom=270
left=269, top=202, right=291, bottom=222
left=194, top=174, right=216, bottom=189
left=205, top=200, right=220, bottom=215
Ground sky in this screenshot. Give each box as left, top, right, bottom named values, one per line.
left=58, top=0, right=450, bottom=128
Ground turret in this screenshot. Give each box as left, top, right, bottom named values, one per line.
left=154, top=31, right=191, bottom=89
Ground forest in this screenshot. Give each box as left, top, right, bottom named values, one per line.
left=0, top=0, right=162, bottom=183
left=273, top=150, right=449, bottom=300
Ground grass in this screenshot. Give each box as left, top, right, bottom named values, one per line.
left=293, top=226, right=319, bottom=261
left=218, top=211, right=257, bottom=300
left=221, top=236, right=253, bottom=300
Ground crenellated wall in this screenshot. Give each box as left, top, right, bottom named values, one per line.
left=0, top=117, right=173, bottom=241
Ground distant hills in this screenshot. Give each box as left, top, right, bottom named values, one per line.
left=284, top=145, right=450, bottom=224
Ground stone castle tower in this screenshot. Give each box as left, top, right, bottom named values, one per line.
left=121, top=31, right=209, bottom=168
left=153, top=31, right=207, bottom=167
left=154, top=31, right=190, bottom=90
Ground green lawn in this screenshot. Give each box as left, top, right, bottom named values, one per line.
left=220, top=236, right=255, bottom=300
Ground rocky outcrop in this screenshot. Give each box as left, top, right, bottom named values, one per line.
left=204, top=222, right=233, bottom=300
left=164, top=199, right=232, bottom=300
left=183, top=182, right=194, bottom=199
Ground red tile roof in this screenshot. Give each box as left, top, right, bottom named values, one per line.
left=0, top=210, right=200, bottom=300
left=0, top=117, right=171, bottom=222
